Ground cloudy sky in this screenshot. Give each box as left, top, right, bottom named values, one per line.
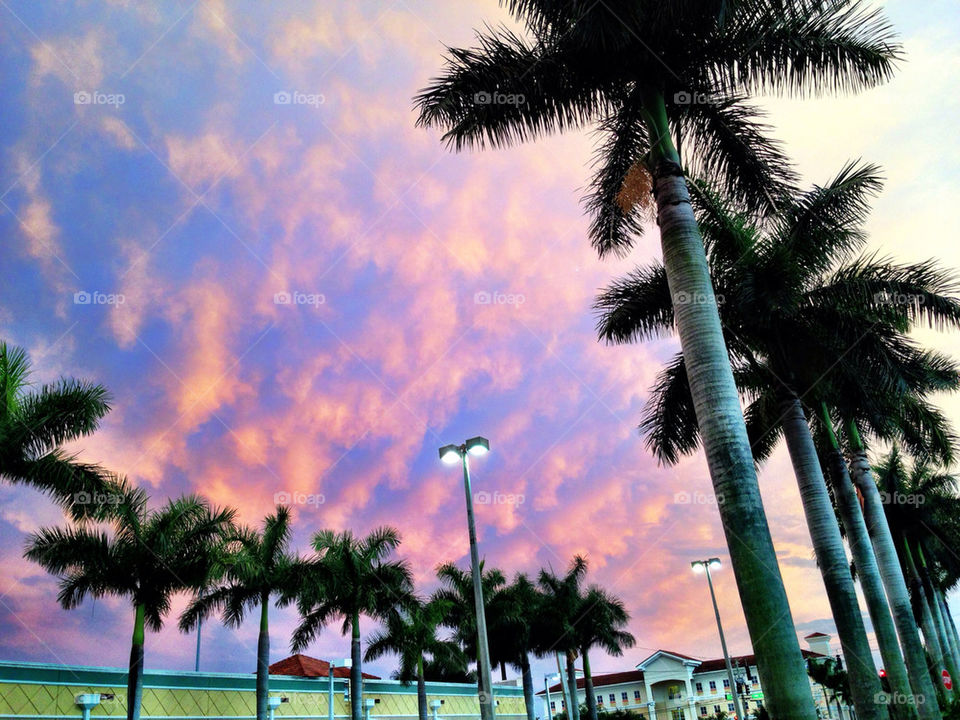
left=1, top=0, right=958, bottom=683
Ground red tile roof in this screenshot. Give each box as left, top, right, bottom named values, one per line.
left=693, top=650, right=826, bottom=674
left=538, top=671, right=645, bottom=696
left=536, top=649, right=827, bottom=694
left=804, top=632, right=831, bottom=639
left=268, top=654, right=380, bottom=679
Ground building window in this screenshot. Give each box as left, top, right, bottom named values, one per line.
left=597, top=698, right=604, bottom=706
left=622, top=693, right=629, bottom=703
left=634, top=691, right=642, bottom=701
left=723, top=679, right=730, bottom=689
left=671, top=710, right=685, bottom=720
left=550, top=703, right=556, bottom=711
left=728, top=704, right=735, bottom=713
left=609, top=694, right=616, bottom=704
left=699, top=709, right=707, bottom=717
left=668, top=685, right=682, bottom=700
left=708, top=681, right=717, bottom=692
left=714, top=706, right=721, bottom=714
left=695, top=682, right=703, bottom=694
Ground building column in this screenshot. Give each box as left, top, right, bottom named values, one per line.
left=684, top=677, right=696, bottom=720
left=645, top=681, right=656, bottom=720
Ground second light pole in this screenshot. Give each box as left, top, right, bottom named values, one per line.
left=691, top=558, right=744, bottom=720
left=440, top=436, right=496, bottom=720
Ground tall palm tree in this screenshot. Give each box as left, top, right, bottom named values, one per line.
left=435, top=560, right=507, bottom=720
left=875, top=449, right=960, bottom=698
left=25, top=488, right=235, bottom=720
left=365, top=595, right=452, bottom=720
left=291, top=527, right=413, bottom=720
left=1, top=341, right=119, bottom=519
left=179, top=506, right=302, bottom=720
left=596, top=165, right=913, bottom=720
left=539, top=556, right=589, bottom=720
left=573, top=587, right=635, bottom=720
left=416, top=6, right=900, bottom=716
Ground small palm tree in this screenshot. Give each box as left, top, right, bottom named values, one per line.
left=875, top=449, right=960, bottom=696
left=25, top=488, right=235, bottom=720
left=292, top=527, right=413, bottom=720
left=417, top=6, right=900, bottom=716
left=539, top=557, right=589, bottom=720
left=1, top=341, right=118, bottom=519
left=574, top=587, right=635, bottom=720
left=365, top=595, right=451, bottom=720
left=435, top=560, right=507, bottom=719
left=179, top=506, right=302, bottom=720
left=492, top=574, right=548, bottom=720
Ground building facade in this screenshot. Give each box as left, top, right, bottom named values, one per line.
left=0, top=660, right=527, bottom=720
left=538, top=635, right=843, bottom=720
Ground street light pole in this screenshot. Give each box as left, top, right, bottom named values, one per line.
left=692, top=558, right=744, bottom=720
left=330, top=659, right=352, bottom=720
left=440, top=437, right=496, bottom=720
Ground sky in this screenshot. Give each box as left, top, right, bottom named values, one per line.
left=1, top=0, right=959, bottom=686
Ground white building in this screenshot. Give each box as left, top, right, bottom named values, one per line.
left=538, top=634, right=841, bottom=720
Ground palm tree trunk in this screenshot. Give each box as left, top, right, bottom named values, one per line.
left=351, top=611, right=363, bottom=720
left=565, top=651, right=580, bottom=720
left=937, top=591, right=960, bottom=672
left=898, top=536, right=948, bottom=705
left=581, top=649, right=598, bottom=720
left=847, top=438, right=943, bottom=720
left=520, top=654, right=535, bottom=720
left=820, top=406, right=917, bottom=719
left=637, top=84, right=816, bottom=720
left=417, top=656, right=428, bottom=720
left=915, top=544, right=958, bottom=698
left=779, top=396, right=886, bottom=720
left=126, top=603, right=146, bottom=720
left=257, top=596, right=270, bottom=720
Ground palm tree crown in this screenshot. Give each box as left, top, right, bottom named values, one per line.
left=0, top=341, right=118, bottom=519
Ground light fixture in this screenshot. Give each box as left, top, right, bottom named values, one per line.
left=439, top=444, right=461, bottom=464
left=465, top=436, right=490, bottom=456
left=691, top=557, right=721, bottom=573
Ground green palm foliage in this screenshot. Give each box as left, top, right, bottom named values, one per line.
left=25, top=488, right=235, bottom=720
left=292, top=527, right=413, bottom=720
left=417, top=5, right=900, bottom=715
left=1, top=341, right=119, bottom=520
left=179, top=506, right=303, bottom=720
left=596, top=162, right=960, bottom=720
left=365, top=595, right=452, bottom=720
